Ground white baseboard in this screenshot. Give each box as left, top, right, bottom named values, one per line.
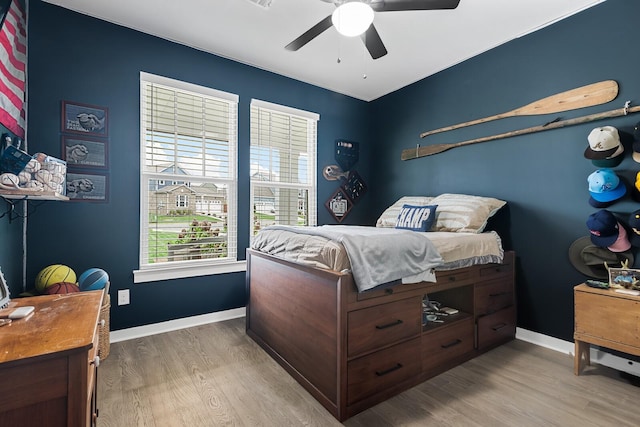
left=109, top=307, right=246, bottom=343
left=109, top=316, right=638, bottom=378
left=516, top=327, right=640, bottom=377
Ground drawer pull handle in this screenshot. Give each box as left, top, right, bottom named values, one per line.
left=385, top=288, right=394, bottom=295
left=441, top=339, right=462, bottom=349
left=448, top=276, right=456, bottom=281
left=376, top=319, right=403, bottom=330
left=376, top=363, right=403, bottom=376
left=489, top=292, right=507, bottom=297
left=491, top=323, right=508, bottom=331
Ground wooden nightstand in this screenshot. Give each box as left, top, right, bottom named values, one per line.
left=0, top=291, right=103, bottom=426
left=574, top=283, right=640, bottom=375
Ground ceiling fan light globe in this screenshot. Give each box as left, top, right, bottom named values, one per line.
left=331, top=2, right=374, bottom=37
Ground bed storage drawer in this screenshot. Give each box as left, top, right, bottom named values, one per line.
left=422, top=317, right=474, bottom=371
left=347, top=337, right=421, bottom=405
left=475, top=278, right=514, bottom=315
left=348, top=297, right=421, bottom=357
left=434, top=269, right=472, bottom=286
left=479, top=256, right=513, bottom=280
left=356, top=281, right=427, bottom=302
left=477, top=306, right=516, bottom=350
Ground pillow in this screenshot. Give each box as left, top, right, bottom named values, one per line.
left=429, top=193, right=506, bottom=233
left=395, top=204, right=438, bottom=232
left=376, top=196, right=434, bottom=227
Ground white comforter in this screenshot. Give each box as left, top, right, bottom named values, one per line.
left=257, top=225, right=444, bottom=292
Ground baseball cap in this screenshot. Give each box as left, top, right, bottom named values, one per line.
left=585, top=126, right=621, bottom=159
left=633, top=121, right=640, bottom=163
left=628, top=209, right=640, bottom=247
left=588, top=196, right=615, bottom=208
left=633, top=141, right=640, bottom=163
left=592, top=143, right=624, bottom=168
left=608, top=222, right=631, bottom=252
left=632, top=172, right=640, bottom=203
left=587, top=169, right=626, bottom=203
left=587, top=210, right=620, bottom=247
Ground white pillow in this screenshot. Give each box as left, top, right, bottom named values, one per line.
left=429, top=193, right=506, bottom=233
left=376, top=196, right=435, bottom=227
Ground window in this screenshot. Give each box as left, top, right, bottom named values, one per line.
left=135, top=72, right=242, bottom=283
left=250, top=100, right=318, bottom=237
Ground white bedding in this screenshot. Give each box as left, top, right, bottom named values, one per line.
left=251, top=226, right=504, bottom=291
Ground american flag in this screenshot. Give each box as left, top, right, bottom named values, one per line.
left=0, top=0, right=25, bottom=138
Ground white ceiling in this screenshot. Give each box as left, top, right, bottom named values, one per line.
left=42, top=0, right=605, bottom=102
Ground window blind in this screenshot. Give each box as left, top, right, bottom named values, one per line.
left=138, top=73, right=238, bottom=276
left=250, top=100, right=318, bottom=236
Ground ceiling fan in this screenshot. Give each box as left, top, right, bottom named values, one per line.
left=285, top=0, right=461, bottom=60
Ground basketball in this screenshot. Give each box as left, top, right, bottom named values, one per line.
left=78, top=268, right=109, bottom=291
left=44, top=282, right=80, bottom=294
left=35, top=264, right=77, bottom=293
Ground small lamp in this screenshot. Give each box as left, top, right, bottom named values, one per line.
left=331, top=2, right=374, bottom=37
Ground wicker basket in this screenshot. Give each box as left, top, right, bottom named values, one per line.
left=99, top=292, right=111, bottom=360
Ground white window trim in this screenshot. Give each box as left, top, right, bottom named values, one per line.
left=133, top=260, right=246, bottom=283
left=135, top=72, right=240, bottom=283
left=251, top=99, right=320, bottom=121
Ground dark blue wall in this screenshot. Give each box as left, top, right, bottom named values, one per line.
left=24, top=1, right=372, bottom=330
left=14, top=0, right=638, bottom=344
left=0, top=124, right=23, bottom=298
left=369, top=0, right=639, bottom=342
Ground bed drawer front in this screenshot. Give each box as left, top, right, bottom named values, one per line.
left=475, top=278, right=514, bottom=315
left=348, top=297, right=421, bottom=357
left=347, top=337, right=421, bottom=405
left=477, top=306, right=516, bottom=350
left=434, top=269, right=472, bottom=286
left=356, top=281, right=427, bottom=302
left=422, top=318, right=474, bottom=371
left=479, top=250, right=514, bottom=276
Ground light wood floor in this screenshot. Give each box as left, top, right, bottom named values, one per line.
left=98, top=318, right=640, bottom=426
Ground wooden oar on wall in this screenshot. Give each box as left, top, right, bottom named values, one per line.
left=402, top=102, right=640, bottom=161
left=419, top=80, right=619, bottom=139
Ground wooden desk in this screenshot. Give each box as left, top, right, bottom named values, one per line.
left=574, top=284, right=640, bottom=375
left=0, top=291, right=103, bottom=426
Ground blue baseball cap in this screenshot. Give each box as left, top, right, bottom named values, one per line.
left=587, top=169, right=626, bottom=203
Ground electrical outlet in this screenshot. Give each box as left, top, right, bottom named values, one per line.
left=118, top=289, right=130, bottom=306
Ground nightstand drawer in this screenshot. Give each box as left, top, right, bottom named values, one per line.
left=422, top=317, right=474, bottom=371
left=477, top=306, right=516, bottom=350
left=347, top=337, right=421, bottom=405
left=348, top=297, right=421, bottom=357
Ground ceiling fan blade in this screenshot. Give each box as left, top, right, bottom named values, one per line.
left=361, top=24, right=388, bottom=59
left=285, top=15, right=333, bottom=51
left=371, top=0, right=460, bottom=12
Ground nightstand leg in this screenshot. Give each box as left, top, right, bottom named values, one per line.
left=574, top=340, right=590, bottom=375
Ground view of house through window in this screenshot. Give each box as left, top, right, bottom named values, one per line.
left=250, top=99, right=318, bottom=236
left=137, top=72, right=238, bottom=281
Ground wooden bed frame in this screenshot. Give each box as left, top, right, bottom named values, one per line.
left=246, top=249, right=516, bottom=421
